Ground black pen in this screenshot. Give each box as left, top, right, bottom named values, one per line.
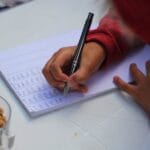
left=63, top=12, right=94, bottom=95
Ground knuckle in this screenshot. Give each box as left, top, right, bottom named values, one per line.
left=123, top=84, right=134, bottom=95
left=42, top=67, right=48, bottom=75
left=52, top=50, right=60, bottom=57
left=49, top=62, right=57, bottom=72
left=122, top=84, right=129, bottom=91
left=50, top=66, right=62, bottom=81
left=118, top=81, right=129, bottom=91
left=77, top=74, right=87, bottom=83
left=58, top=47, right=66, bottom=53
left=49, top=63, right=55, bottom=70
left=54, top=74, right=61, bottom=81
left=51, top=48, right=64, bottom=58
left=52, top=52, right=57, bottom=57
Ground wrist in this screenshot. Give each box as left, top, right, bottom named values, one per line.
left=85, top=42, right=106, bottom=63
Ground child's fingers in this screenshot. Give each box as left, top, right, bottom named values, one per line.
left=71, top=83, right=88, bottom=93
left=42, top=66, right=65, bottom=89
left=43, top=58, right=68, bottom=82
left=49, top=63, right=68, bottom=82
left=113, top=76, right=135, bottom=95
left=130, top=63, right=145, bottom=82
left=68, top=67, right=89, bottom=93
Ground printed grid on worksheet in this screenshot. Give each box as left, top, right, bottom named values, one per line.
left=6, top=67, right=66, bottom=113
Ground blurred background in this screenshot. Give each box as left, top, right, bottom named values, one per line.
left=0, top=0, right=32, bottom=11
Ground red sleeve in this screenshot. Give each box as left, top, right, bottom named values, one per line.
left=86, top=11, right=142, bottom=65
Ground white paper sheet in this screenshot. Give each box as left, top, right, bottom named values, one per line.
left=0, top=30, right=149, bottom=117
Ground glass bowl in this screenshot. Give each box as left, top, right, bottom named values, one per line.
left=0, top=96, right=11, bottom=130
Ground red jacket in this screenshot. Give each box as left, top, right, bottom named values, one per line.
left=86, top=0, right=150, bottom=65
left=114, top=0, right=150, bottom=43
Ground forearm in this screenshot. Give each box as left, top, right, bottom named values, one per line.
left=86, top=8, right=144, bottom=65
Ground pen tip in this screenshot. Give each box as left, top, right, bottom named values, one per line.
left=88, top=12, right=94, bottom=17
left=63, top=86, right=70, bottom=96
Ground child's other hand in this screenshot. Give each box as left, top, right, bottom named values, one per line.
left=42, top=42, right=106, bottom=92
left=114, top=61, right=150, bottom=114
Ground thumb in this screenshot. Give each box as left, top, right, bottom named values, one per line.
left=68, top=67, right=89, bottom=92
left=70, top=66, right=91, bottom=85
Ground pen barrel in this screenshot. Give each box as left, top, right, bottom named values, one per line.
left=70, top=60, right=78, bottom=74
left=70, top=12, right=94, bottom=74
left=73, top=13, right=94, bottom=61
left=64, top=12, right=94, bottom=95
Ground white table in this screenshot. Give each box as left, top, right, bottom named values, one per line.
left=0, top=0, right=149, bottom=150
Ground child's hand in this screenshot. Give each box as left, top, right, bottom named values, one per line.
left=42, top=42, right=106, bottom=92
left=114, top=61, right=150, bottom=114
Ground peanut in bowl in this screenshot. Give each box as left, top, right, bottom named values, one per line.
left=0, top=107, right=7, bottom=128
left=0, top=96, right=13, bottom=149
left=0, top=96, right=11, bottom=131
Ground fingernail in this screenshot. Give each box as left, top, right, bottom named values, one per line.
left=130, top=63, right=137, bottom=68
left=113, top=76, right=118, bottom=82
